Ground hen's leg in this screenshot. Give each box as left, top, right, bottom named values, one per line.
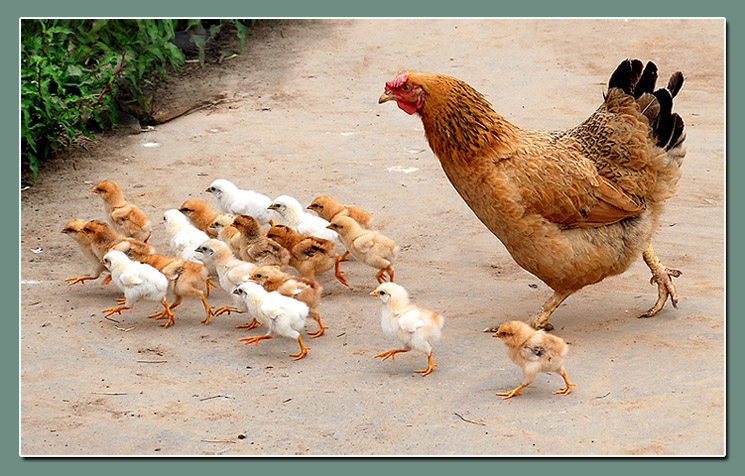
left=484, top=291, right=569, bottom=332
left=640, top=244, right=681, bottom=318
left=374, top=349, right=408, bottom=361
left=553, top=368, right=576, bottom=396
left=414, top=351, right=437, bottom=376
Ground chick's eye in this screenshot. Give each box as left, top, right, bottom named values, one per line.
left=379, top=291, right=385, bottom=295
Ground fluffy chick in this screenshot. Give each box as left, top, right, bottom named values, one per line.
left=140, top=254, right=212, bottom=327
left=179, top=199, right=235, bottom=238
left=233, top=281, right=311, bottom=360
left=163, top=209, right=210, bottom=263
left=92, top=180, right=152, bottom=242
left=307, top=195, right=373, bottom=228
left=327, top=216, right=398, bottom=283
left=269, top=195, right=340, bottom=244
left=232, top=215, right=290, bottom=268
left=207, top=214, right=243, bottom=254
left=250, top=265, right=327, bottom=337
left=371, top=282, right=443, bottom=376
left=100, top=250, right=173, bottom=324
left=195, top=239, right=259, bottom=328
left=81, top=220, right=154, bottom=262
left=62, top=219, right=108, bottom=285
left=267, top=224, right=348, bottom=285
left=493, top=320, right=575, bottom=399
left=206, top=178, right=276, bottom=226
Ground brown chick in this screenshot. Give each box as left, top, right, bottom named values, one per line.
left=250, top=265, right=327, bottom=338
left=92, top=180, right=153, bottom=243
left=307, top=195, right=373, bottom=228
left=380, top=60, right=686, bottom=330
left=232, top=215, right=290, bottom=268
left=81, top=220, right=155, bottom=262
left=140, top=254, right=213, bottom=327
left=326, top=216, right=398, bottom=283
left=179, top=199, right=235, bottom=239
left=493, top=320, right=575, bottom=399
left=61, top=219, right=108, bottom=285
left=267, top=224, right=348, bottom=286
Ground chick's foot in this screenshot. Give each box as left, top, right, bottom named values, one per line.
left=374, top=349, right=409, bottom=361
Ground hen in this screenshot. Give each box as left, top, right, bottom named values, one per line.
left=379, top=59, right=686, bottom=330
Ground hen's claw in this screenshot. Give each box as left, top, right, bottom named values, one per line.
left=640, top=244, right=681, bottom=318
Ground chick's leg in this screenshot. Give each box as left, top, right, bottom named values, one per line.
left=237, top=318, right=262, bottom=330
left=290, top=335, right=311, bottom=360
left=198, top=292, right=213, bottom=324
left=65, top=276, right=98, bottom=286
left=414, top=351, right=437, bottom=376
left=213, top=306, right=241, bottom=317
left=239, top=335, right=272, bottom=346
left=307, top=311, right=328, bottom=338
left=102, top=305, right=129, bottom=317
left=205, top=276, right=217, bottom=297
left=496, top=384, right=529, bottom=400
left=149, top=298, right=176, bottom=328
left=640, top=244, right=681, bottom=318
left=334, top=256, right=348, bottom=287
left=374, top=349, right=409, bottom=361
left=553, top=368, right=576, bottom=396
left=498, top=371, right=537, bottom=399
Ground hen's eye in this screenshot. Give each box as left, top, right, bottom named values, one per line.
left=403, top=85, right=411, bottom=91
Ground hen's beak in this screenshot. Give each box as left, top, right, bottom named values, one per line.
left=370, top=290, right=379, bottom=297
left=378, top=90, right=394, bottom=104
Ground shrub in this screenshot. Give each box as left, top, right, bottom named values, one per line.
left=20, top=19, right=248, bottom=186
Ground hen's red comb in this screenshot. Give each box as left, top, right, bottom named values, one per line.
left=385, top=73, right=409, bottom=89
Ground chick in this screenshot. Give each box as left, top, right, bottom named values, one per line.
left=163, top=209, right=209, bottom=263
left=179, top=199, right=235, bottom=238
left=207, top=214, right=243, bottom=254
left=92, top=180, right=152, bottom=243
left=268, top=195, right=340, bottom=243
left=250, top=265, right=327, bottom=337
left=231, top=215, right=290, bottom=268
left=81, top=220, right=154, bottom=262
left=233, top=282, right=311, bottom=360
left=140, top=254, right=213, bottom=327
left=493, top=320, right=575, bottom=399
left=206, top=178, right=276, bottom=226
left=370, top=282, right=443, bottom=376
left=307, top=195, right=373, bottom=228
left=327, top=216, right=398, bottom=283
left=100, top=250, right=173, bottom=324
left=62, top=219, right=108, bottom=285
left=194, top=239, right=259, bottom=328
left=267, top=224, right=348, bottom=285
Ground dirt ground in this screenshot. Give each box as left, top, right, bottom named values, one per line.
left=20, top=19, right=725, bottom=456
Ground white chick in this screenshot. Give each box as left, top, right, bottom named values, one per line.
left=268, top=195, right=340, bottom=244
left=163, top=209, right=211, bottom=263
left=371, top=282, right=444, bottom=376
left=100, top=250, right=173, bottom=325
left=206, top=178, right=277, bottom=226
left=195, top=239, right=259, bottom=328
left=233, top=281, right=311, bottom=360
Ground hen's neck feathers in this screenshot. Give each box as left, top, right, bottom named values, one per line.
left=413, top=74, right=520, bottom=165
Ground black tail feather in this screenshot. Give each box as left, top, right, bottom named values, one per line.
left=667, top=113, right=685, bottom=150
left=652, top=89, right=674, bottom=148
left=667, top=72, right=684, bottom=98
left=634, top=62, right=658, bottom=98
left=608, top=59, right=634, bottom=95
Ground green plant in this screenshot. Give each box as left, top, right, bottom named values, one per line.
left=20, top=19, right=250, bottom=186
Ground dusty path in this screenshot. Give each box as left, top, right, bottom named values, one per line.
left=20, top=19, right=724, bottom=455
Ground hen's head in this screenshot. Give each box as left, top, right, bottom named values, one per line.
left=378, top=73, right=427, bottom=115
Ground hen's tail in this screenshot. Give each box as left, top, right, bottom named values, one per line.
left=608, top=59, right=686, bottom=152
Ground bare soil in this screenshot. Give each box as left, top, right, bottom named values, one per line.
left=20, top=19, right=725, bottom=456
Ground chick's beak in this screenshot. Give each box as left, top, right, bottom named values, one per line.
left=267, top=204, right=278, bottom=210
left=378, top=90, right=394, bottom=104
left=370, top=290, right=379, bottom=297
left=233, top=289, right=240, bottom=295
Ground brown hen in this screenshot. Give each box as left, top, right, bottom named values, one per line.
left=380, top=59, right=685, bottom=330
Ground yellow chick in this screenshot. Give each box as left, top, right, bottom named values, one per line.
left=179, top=199, right=235, bottom=238
left=493, top=320, right=576, bottom=399
left=370, top=282, right=443, bottom=376
left=307, top=195, right=373, bottom=228
left=207, top=214, right=243, bottom=254
left=62, top=219, right=108, bottom=285
left=327, top=216, right=398, bottom=283
left=232, top=215, right=290, bottom=268
left=266, top=224, right=348, bottom=285
left=92, top=180, right=152, bottom=243
left=140, top=254, right=212, bottom=327
left=250, top=265, right=327, bottom=338
left=81, top=220, right=154, bottom=262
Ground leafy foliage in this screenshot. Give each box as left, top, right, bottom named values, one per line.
left=20, top=19, right=249, bottom=186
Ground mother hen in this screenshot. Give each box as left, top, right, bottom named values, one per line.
left=379, top=59, right=685, bottom=330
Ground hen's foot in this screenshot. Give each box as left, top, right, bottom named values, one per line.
left=640, top=244, right=681, bottom=318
